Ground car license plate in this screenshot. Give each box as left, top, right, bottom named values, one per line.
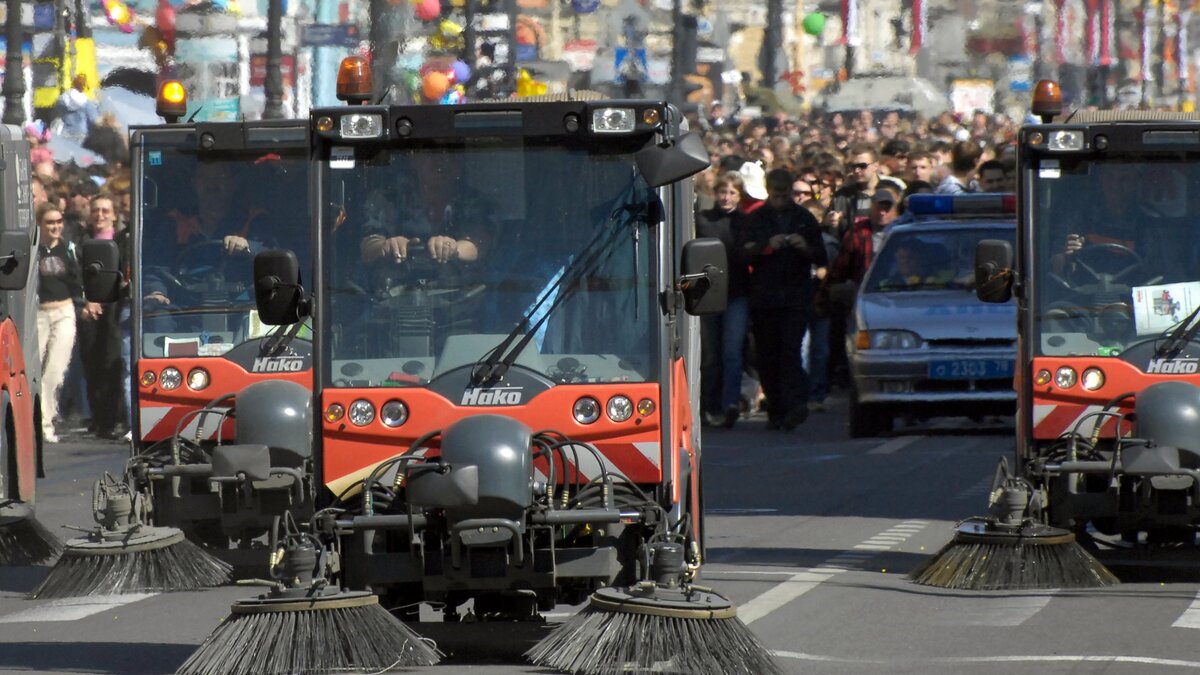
left=928, top=359, right=1014, bottom=380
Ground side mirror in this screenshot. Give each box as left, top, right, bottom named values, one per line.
left=254, top=250, right=307, bottom=325
left=975, top=239, right=1014, bottom=303
left=0, top=231, right=29, bottom=291
left=679, top=237, right=728, bottom=316
left=80, top=239, right=122, bottom=302
left=635, top=131, right=711, bottom=188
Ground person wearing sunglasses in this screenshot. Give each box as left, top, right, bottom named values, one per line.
left=791, top=179, right=816, bottom=206
left=830, top=142, right=880, bottom=235
left=36, top=202, right=86, bottom=443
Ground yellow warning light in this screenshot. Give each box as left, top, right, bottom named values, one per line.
left=156, top=80, right=186, bottom=121
left=336, top=56, right=373, bottom=104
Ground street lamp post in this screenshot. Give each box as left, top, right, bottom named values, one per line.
left=3, top=0, right=25, bottom=125
left=263, top=0, right=284, bottom=119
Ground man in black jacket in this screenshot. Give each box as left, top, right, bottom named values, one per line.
left=738, top=169, right=828, bottom=430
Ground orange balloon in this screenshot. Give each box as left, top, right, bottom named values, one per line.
left=422, top=71, right=450, bottom=100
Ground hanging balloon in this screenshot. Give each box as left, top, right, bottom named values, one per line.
left=451, top=60, right=470, bottom=84
left=415, top=0, right=440, bottom=21
left=571, top=0, right=599, bottom=13
left=422, top=71, right=451, bottom=101
left=802, top=12, right=826, bottom=37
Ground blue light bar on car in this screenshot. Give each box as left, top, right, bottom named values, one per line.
left=907, top=193, right=1016, bottom=216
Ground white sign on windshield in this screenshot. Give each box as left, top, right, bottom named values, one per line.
left=1133, top=281, right=1200, bottom=335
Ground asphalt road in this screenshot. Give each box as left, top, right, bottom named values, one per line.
left=4, top=398, right=1200, bottom=674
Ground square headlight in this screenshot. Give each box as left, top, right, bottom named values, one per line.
left=1047, top=129, right=1084, bottom=151
left=340, top=113, right=383, bottom=139
left=592, top=108, right=636, bottom=133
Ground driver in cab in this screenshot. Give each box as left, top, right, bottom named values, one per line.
left=356, top=153, right=489, bottom=269
left=1055, top=165, right=1197, bottom=284
left=146, top=158, right=283, bottom=306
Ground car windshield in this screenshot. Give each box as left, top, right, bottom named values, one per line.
left=1032, top=158, right=1200, bottom=356
left=320, top=138, right=659, bottom=388
left=137, top=142, right=310, bottom=358
left=866, top=227, right=1012, bottom=293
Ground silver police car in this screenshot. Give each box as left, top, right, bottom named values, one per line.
left=848, top=194, right=1016, bottom=437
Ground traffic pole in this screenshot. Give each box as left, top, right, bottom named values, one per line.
left=3, top=0, right=25, bottom=125
left=263, top=0, right=284, bottom=119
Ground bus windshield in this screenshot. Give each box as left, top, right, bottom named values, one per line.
left=320, top=139, right=659, bottom=388
left=1033, top=157, right=1200, bottom=357
left=136, top=143, right=310, bottom=358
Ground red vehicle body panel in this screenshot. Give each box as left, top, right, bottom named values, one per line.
left=136, top=356, right=309, bottom=442
left=321, top=382, right=664, bottom=495
left=1, top=317, right=37, bottom=500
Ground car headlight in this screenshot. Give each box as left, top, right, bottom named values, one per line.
left=868, top=330, right=922, bottom=350
left=348, top=399, right=375, bottom=426
left=1047, top=129, right=1084, bottom=151
left=340, top=113, right=382, bottom=138
left=573, top=397, right=601, bottom=424
left=380, top=400, right=409, bottom=427
left=160, top=367, right=182, bottom=390
left=187, top=368, right=210, bottom=391
left=592, top=108, right=635, bottom=133
left=606, top=395, right=633, bottom=422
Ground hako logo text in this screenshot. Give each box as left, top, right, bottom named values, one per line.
left=252, top=357, right=305, bottom=373
left=460, top=386, right=523, bottom=406
left=1147, top=358, right=1200, bottom=374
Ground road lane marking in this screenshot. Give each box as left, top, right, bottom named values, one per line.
left=707, top=508, right=780, bottom=514
left=0, top=593, right=157, bottom=623
left=1172, top=592, right=1200, bottom=628
left=933, top=594, right=1054, bottom=627
left=772, top=651, right=1200, bottom=669
left=737, top=570, right=840, bottom=625
left=867, top=435, right=925, bottom=455
left=737, top=521, right=933, bottom=623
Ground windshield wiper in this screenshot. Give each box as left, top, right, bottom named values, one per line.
left=472, top=223, right=628, bottom=384
left=471, top=180, right=654, bottom=384
left=1154, top=305, right=1200, bottom=359
left=260, top=319, right=308, bottom=357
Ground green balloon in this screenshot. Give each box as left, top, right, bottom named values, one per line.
left=802, top=12, right=826, bottom=37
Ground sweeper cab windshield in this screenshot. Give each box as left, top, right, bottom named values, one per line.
left=321, top=139, right=659, bottom=388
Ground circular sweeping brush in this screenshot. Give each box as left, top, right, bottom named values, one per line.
left=176, top=519, right=440, bottom=675
left=910, top=517, right=1119, bottom=590
left=910, top=458, right=1118, bottom=591
left=177, top=588, right=440, bottom=675
left=30, top=474, right=231, bottom=598
left=527, top=541, right=783, bottom=675
left=0, top=502, right=61, bottom=566
left=528, top=583, right=783, bottom=675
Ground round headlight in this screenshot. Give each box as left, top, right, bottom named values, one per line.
left=324, top=403, right=345, bottom=423
left=573, top=397, right=601, bottom=424
left=607, top=395, right=633, bottom=422
left=160, top=367, right=182, bottom=390
left=637, top=398, right=656, bottom=416
left=1081, top=368, right=1105, bottom=391
left=1055, top=366, right=1077, bottom=389
left=187, top=368, right=210, bottom=391
left=140, top=370, right=156, bottom=387
left=380, top=400, right=409, bottom=427
left=348, top=399, right=375, bottom=426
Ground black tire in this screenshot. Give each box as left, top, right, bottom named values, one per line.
left=848, top=390, right=892, bottom=438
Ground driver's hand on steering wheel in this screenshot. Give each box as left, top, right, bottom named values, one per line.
left=144, top=291, right=171, bottom=307
left=381, top=235, right=414, bottom=263
left=223, top=235, right=251, bottom=255
left=1064, top=234, right=1084, bottom=256
left=428, top=235, right=460, bottom=264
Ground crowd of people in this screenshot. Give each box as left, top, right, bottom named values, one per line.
left=30, top=119, right=132, bottom=444
left=689, top=105, right=1020, bottom=430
